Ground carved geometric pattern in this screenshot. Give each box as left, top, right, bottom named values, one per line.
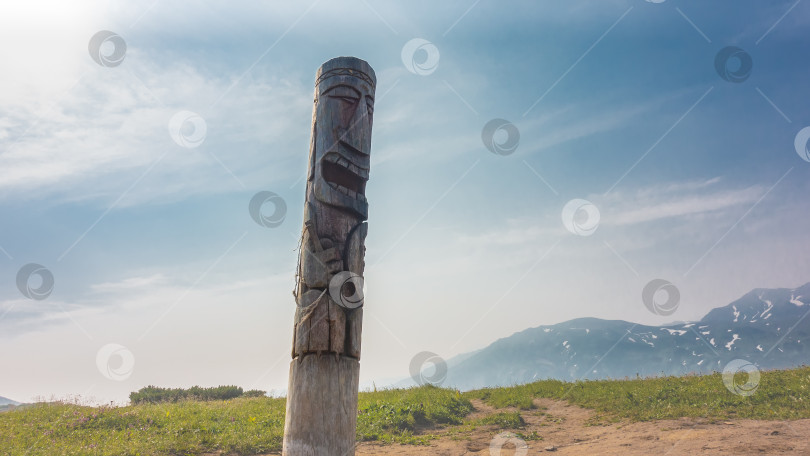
left=317, top=67, right=375, bottom=88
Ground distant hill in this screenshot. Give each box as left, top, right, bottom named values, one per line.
left=430, top=283, right=810, bottom=391
left=0, top=396, right=19, bottom=406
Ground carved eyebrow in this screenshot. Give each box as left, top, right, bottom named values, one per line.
left=322, top=84, right=361, bottom=98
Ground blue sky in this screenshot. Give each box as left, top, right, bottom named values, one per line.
left=1, top=0, right=809, bottom=403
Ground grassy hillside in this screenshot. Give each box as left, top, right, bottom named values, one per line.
left=466, top=365, right=810, bottom=422
left=2, top=366, right=809, bottom=455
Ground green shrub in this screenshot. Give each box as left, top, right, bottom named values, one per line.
left=243, top=389, right=267, bottom=398
left=130, top=385, right=246, bottom=404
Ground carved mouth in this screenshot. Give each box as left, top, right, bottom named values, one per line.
left=321, top=153, right=368, bottom=201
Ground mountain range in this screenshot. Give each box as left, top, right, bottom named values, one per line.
left=432, top=283, right=810, bottom=391
left=0, top=396, right=20, bottom=412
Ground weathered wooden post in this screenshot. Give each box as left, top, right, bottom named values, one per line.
left=282, top=57, right=375, bottom=455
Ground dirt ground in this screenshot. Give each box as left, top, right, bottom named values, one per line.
left=351, top=398, right=810, bottom=456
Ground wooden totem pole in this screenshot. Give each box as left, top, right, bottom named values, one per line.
left=282, top=57, right=375, bottom=455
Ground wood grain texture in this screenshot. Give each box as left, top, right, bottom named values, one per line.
left=283, top=56, right=376, bottom=456
left=291, top=56, right=374, bottom=358
left=282, top=356, right=360, bottom=456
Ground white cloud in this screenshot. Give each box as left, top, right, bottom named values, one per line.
left=90, top=274, right=167, bottom=293
left=604, top=180, right=764, bottom=226
left=518, top=91, right=689, bottom=156
left=456, top=219, right=560, bottom=246
left=0, top=49, right=312, bottom=207
left=448, top=177, right=780, bottom=258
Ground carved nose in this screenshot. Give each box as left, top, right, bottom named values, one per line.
left=352, top=97, right=371, bottom=155
left=345, top=98, right=371, bottom=155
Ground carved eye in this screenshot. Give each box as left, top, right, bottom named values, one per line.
left=366, top=98, right=374, bottom=116
left=333, top=95, right=359, bottom=105
left=325, top=86, right=361, bottom=105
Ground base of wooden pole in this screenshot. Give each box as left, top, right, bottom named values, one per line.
left=282, top=355, right=360, bottom=456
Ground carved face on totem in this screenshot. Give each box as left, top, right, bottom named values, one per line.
left=310, top=57, right=376, bottom=220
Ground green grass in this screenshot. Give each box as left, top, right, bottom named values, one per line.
left=464, top=365, right=810, bottom=421
left=0, top=386, right=471, bottom=455
left=356, top=385, right=473, bottom=444
left=0, top=396, right=287, bottom=456
left=475, top=411, right=525, bottom=428
left=2, top=366, right=810, bottom=455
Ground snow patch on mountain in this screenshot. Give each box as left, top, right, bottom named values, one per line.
left=436, top=282, right=810, bottom=391
left=725, top=334, right=740, bottom=350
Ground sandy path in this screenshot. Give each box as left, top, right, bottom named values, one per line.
left=353, top=399, right=810, bottom=455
